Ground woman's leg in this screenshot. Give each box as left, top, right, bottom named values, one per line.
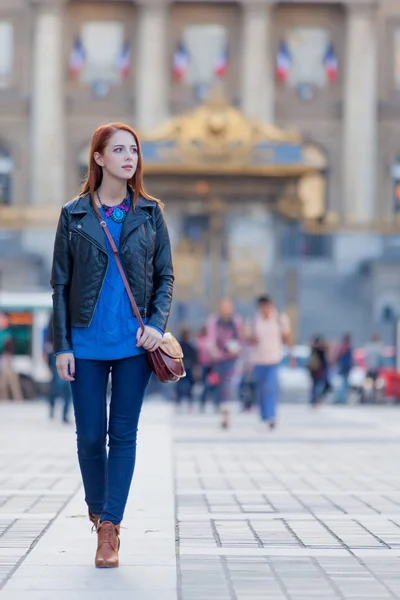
left=199, top=366, right=209, bottom=411
left=70, top=359, right=110, bottom=516
left=217, top=360, right=235, bottom=427
left=265, top=364, right=279, bottom=423
left=254, top=365, right=268, bottom=421
left=102, top=354, right=152, bottom=525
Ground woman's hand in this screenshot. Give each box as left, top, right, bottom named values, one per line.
left=136, top=326, right=163, bottom=352
left=56, top=352, right=75, bottom=382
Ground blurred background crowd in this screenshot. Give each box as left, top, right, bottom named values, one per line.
left=1, top=0, right=400, bottom=421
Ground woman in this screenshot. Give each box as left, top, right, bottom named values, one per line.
left=206, top=298, right=242, bottom=429
left=196, top=325, right=217, bottom=412
left=51, top=123, right=174, bottom=568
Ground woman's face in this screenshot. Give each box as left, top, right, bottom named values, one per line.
left=94, top=129, right=138, bottom=181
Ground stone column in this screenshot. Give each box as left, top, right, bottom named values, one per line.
left=135, top=0, right=169, bottom=130
left=241, top=0, right=275, bottom=123
left=30, top=0, right=66, bottom=206
left=342, top=2, right=377, bottom=223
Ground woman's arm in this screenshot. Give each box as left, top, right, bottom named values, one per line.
left=146, top=205, right=174, bottom=332
left=50, top=208, right=73, bottom=354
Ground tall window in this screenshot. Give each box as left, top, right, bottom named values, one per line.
left=0, top=21, right=13, bottom=88
left=174, top=25, right=228, bottom=100
left=81, top=21, right=123, bottom=83
left=276, top=27, right=338, bottom=101
left=0, top=147, right=13, bottom=205
left=69, top=21, right=130, bottom=96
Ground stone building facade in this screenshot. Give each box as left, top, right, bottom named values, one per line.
left=0, top=0, right=400, bottom=342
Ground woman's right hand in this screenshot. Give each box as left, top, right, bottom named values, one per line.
left=56, top=352, right=75, bottom=382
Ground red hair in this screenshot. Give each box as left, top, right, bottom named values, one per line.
left=80, top=122, right=163, bottom=210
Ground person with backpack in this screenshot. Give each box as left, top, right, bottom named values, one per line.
left=206, top=299, right=243, bottom=429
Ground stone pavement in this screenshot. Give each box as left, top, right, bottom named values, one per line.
left=0, top=398, right=176, bottom=599
left=174, top=402, right=400, bottom=600
left=2, top=399, right=400, bottom=598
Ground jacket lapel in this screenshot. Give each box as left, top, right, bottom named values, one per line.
left=70, top=192, right=156, bottom=252
left=71, top=194, right=108, bottom=253
left=120, top=194, right=155, bottom=247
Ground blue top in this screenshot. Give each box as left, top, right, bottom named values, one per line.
left=62, top=199, right=162, bottom=360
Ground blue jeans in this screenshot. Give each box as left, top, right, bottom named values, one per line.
left=335, top=372, right=350, bottom=404
left=254, top=364, right=279, bottom=422
left=48, top=355, right=72, bottom=421
left=70, top=354, right=152, bottom=525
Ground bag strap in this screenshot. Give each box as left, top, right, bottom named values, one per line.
left=94, top=207, right=146, bottom=334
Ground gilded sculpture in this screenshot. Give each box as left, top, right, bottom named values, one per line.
left=142, top=88, right=302, bottom=167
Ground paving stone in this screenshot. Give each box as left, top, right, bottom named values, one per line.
left=175, top=404, right=400, bottom=599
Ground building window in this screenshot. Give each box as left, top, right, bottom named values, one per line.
left=173, top=25, right=228, bottom=101
left=276, top=27, right=338, bottom=101
left=69, top=21, right=130, bottom=93
left=0, top=21, right=13, bottom=88
left=0, top=147, right=13, bottom=205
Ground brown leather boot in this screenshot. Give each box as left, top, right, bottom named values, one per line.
left=88, top=509, right=101, bottom=532
left=95, top=521, right=121, bottom=568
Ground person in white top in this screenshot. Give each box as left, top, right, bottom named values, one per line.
left=248, top=295, right=294, bottom=428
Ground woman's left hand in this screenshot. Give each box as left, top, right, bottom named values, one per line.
left=136, top=326, right=163, bottom=352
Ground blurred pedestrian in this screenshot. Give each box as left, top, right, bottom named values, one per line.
left=206, top=298, right=243, bottom=429
left=175, top=326, right=197, bottom=410
left=247, top=296, right=294, bottom=429
left=0, top=337, right=23, bottom=401
left=50, top=122, right=174, bottom=568
left=196, top=325, right=218, bottom=412
left=363, top=333, right=384, bottom=402
left=43, top=312, right=72, bottom=423
left=307, top=335, right=328, bottom=407
left=238, top=339, right=257, bottom=412
left=334, top=333, right=353, bottom=404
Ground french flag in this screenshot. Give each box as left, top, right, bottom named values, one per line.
left=323, top=43, right=338, bottom=82
left=69, top=37, right=85, bottom=79
left=213, top=44, right=228, bottom=78
left=116, top=41, right=130, bottom=79
left=275, top=40, right=292, bottom=83
left=173, top=42, right=189, bottom=81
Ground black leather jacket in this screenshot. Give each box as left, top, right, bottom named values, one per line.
left=50, top=192, right=174, bottom=354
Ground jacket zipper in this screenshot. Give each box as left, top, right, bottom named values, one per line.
left=75, top=228, right=108, bottom=327
left=143, top=222, right=148, bottom=318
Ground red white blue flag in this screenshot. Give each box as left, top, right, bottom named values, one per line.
left=173, top=42, right=189, bottom=80
left=213, top=44, right=228, bottom=78
left=323, top=43, right=338, bottom=82
left=69, top=37, right=85, bottom=79
left=276, top=40, right=292, bottom=82
left=116, top=41, right=130, bottom=79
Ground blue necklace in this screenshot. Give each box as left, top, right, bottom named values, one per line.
left=96, top=190, right=129, bottom=223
